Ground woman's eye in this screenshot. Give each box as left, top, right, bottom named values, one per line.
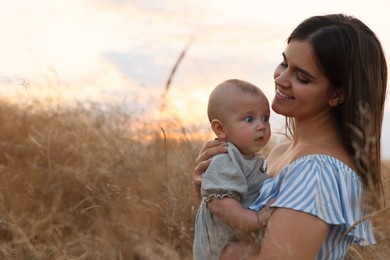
left=298, top=78, right=309, bottom=84
left=297, top=73, right=309, bottom=83
left=244, top=116, right=254, bottom=123
left=280, top=61, right=287, bottom=68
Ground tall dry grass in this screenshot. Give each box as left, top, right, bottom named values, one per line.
left=0, top=100, right=202, bottom=259
left=0, top=99, right=389, bottom=259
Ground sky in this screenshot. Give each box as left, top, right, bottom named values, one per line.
left=0, top=0, right=390, bottom=157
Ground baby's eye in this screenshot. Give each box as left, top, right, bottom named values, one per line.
left=262, top=116, right=269, bottom=123
left=244, top=116, right=254, bottom=123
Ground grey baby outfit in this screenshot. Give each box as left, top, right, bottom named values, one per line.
left=193, top=142, right=269, bottom=260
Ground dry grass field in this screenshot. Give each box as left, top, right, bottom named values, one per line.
left=0, top=99, right=389, bottom=259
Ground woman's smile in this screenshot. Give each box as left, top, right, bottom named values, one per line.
left=276, top=89, right=294, bottom=99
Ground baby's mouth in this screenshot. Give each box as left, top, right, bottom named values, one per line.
left=255, top=136, right=263, bottom=142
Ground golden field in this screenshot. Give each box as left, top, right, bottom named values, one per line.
left=0, top=100, right=389, bottom=259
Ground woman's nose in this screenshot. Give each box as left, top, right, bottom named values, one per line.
left=274, top=67, right=290, bottom=88
left=273, top=64, right=284, bottom=79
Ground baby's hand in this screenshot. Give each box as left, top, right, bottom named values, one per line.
left=257, top=199, right=275, bottom=228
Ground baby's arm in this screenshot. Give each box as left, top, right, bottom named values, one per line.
left=208, top=197, right=273, bottom=232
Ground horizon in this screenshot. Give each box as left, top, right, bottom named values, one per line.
left=0, top=0, right=389, bottom=158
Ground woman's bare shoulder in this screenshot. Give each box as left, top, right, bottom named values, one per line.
left=294, top=143, right=356, bottom=171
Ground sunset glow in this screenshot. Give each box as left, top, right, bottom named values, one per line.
left=1, top=0, right=389, bottom=156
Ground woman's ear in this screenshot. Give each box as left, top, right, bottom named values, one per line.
left=211, top=119, right=226, bottom=140
left=329, top=88, right=345, bottom=107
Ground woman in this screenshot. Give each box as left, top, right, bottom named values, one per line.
left=193, top=14, right=387, bottom=259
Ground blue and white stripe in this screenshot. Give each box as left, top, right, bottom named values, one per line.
left=249, top=154, right=375, bottom=260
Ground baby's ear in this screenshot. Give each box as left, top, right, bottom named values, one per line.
left=329, top=88, right=345, bottom=107
left=210, top=119, right=226, bottom=140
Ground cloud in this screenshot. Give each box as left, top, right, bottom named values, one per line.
left=95, top=0, right=166, bottom=12
left=104, top=50, right=168, bottom=89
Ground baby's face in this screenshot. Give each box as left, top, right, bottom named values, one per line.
left=222, top=91, right=271, bottom=155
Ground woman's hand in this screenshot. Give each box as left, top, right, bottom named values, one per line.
left=193, top=139, right=228, bottom=197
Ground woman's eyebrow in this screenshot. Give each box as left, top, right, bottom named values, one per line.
left=282, top=52, right=316, bottom=79
left=297, top=68, right=316, bottom=79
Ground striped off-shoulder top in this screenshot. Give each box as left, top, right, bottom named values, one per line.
left=249, top=154, right=375, bottom=260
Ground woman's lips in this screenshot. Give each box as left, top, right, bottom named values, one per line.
left=276, top=89, right=294, bottom=99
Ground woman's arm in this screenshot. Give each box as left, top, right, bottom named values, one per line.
left=208, top=197, right=273, bottom=232
left=254, top=208, right=329, bottom=260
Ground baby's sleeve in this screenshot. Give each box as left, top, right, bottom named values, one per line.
left=201, top=153, right=247, bottom=203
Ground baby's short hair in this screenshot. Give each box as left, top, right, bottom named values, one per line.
left=207, top=79, right=263, bottom=122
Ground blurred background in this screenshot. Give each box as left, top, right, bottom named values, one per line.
left=0, top=0, right=389, bottom=157
left=0, top=1, right=389, bottom=259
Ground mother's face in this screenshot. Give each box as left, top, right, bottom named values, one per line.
left=271, top=40, right=333, bottom=120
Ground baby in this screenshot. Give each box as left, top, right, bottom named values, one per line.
left=193, top=79, right=271, bottom=260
